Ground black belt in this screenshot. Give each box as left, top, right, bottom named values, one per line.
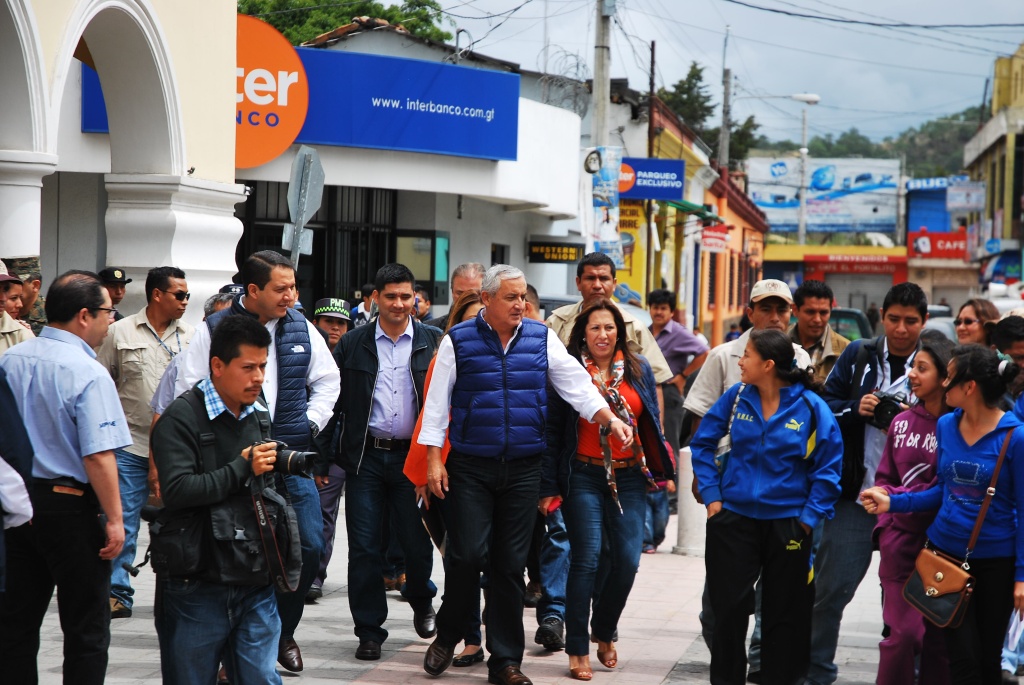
left=33, top=477, right=94, bottom=498
left=366, top=436, right=412, bottom=451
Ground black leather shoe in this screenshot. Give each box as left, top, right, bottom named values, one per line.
left=277, top=637, right=303, bottom=672
left=414, top=605, right=437, bottom=639
left=423, top=638, right=456, bottom=676
left=487, top=665, right=533, bottom=685
left=534, top=616, right=565, bottom=651
left=453, top=647, right=486, bottom=667
left=356, top=640, right=382, bottom=661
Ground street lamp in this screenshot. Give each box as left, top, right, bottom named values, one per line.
left=731, top=92, right=820, bottom=244
left=793, top=94, right=820, bottom=246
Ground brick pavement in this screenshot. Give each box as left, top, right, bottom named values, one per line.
left=35, top=515, right=885, bottom=684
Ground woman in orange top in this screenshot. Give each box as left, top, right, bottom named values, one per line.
left=541, top=299, right=673, bottom=681
left=404, top=290, right=485, bottom=666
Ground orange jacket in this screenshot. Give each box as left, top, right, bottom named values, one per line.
left=403, top=356, right=451, bottom=486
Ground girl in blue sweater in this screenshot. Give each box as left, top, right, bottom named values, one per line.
left=862, top=345, right=1024, bottom=684
left=691, top=329, right=843, bottom=685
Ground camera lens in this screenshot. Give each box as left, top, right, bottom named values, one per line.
left=273, top=448, right=316, bottom=476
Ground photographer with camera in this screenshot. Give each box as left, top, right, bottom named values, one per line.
left=153, top=314, right=309, bottom=684
left=806, top=282, right=928, bottom=685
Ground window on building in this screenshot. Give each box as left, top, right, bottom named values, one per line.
left=491, top=243, right=510, bottom=266
left=707, top=253, right=717, bottom=307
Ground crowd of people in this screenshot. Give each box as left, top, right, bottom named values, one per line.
left=5, top=248, right=1024, bottom=685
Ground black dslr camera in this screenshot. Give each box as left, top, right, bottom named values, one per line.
left=869, top=391, right=907, bottom=432
left=264, top=440, right=316, bottom=476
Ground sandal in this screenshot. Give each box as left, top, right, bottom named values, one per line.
left=596, top=641, right=617, bottom=669
left=569, top=656, right=593, bottom=681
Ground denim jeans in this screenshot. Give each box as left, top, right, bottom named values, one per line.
left=807, top=498, right=876, bottom=685
left=643, top=488, right=670, bottom=550
left=277, top=474, right=324, bottom=641
left=435, top=452, right=540, bottom=674
left=111, top=449, right=150, bottom=609
left=157, top=579, right=282, bottom=685
left=562, top=460, right=646, bottom=656
left=537, top=507, right=569, bottom=623
left=345, top=447, right=436, bottom=644
left=315, top=463, right=346, bottom=587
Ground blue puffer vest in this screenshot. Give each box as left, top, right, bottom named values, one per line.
left=206, top=297, right=313, bottom=450
left=448, top=312, right=548, bottom=459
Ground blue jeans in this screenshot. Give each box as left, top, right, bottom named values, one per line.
left=807, top=498, right=876, bottom=685
left=277, top=474, right=324, bottom=641
left=643, top=488, right=670, bottom=550
left=111, top=449, right=149, bottom=609
left=315, top=463, right=346, bottom=587
left=562, top=461, right=646, bottom=656
left=345, top=447, right=436, bottom=644
left=157, top=579, right=281, bottom=685
left=537, top=508, right=569, bottom=622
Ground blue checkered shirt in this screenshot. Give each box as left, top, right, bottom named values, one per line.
left=198, top=378, right=265, bottom=422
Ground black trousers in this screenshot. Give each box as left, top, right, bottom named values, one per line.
left=435, top=452, right=540, bottom=675
left=705, top=510, right=814, bottom=685
left=941, top=554, right=1015, bottom=685
left=0, top=484, right=111, bottom=685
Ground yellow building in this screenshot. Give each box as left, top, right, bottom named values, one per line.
left=963, top=42, right=1024, bottom=262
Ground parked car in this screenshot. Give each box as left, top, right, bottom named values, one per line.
left=924, top=317, right=957, bottom=342
left=827, top=307, right=873, bottom=341
left=927, top=304, right=952, bottom=318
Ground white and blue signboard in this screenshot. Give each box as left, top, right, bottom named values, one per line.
left=82, top=48, right=520, bottom=162
left=747, top=157, right=900, bottom=233
left=619, top=158, right=685, bottom=201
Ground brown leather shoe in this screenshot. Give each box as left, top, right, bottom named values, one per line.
left=423, top=638, right=456, bottom=676
left=487, top=665, right=533, bottom=685
left=278, top=637, right=303, bottom=672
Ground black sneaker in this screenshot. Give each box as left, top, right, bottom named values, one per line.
left=747, top=670, right=763, bottom=684
left=305, top=585, right=323, bottom=604
left=534, top=616, right=565, bottom=651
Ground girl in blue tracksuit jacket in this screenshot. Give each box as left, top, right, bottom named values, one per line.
left=691, top=328, right=843, bottom=685
left=862, top=345, right=1024, bottom=685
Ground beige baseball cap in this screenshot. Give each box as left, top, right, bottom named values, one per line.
left=749, top=279, right=794, bottom=304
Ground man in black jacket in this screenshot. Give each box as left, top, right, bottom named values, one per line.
left=152, top=315, right=285, bottom=684
left=330, top=263, right=442, bottom=660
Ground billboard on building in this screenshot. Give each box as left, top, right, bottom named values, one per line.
left=747, top=157, right=900, bottom=232
left=946, top=182, right=986, bottom=211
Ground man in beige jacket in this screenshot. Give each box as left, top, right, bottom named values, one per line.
left=0, top=263, right=33, bottom=355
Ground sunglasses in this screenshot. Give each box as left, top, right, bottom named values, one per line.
left=953, top=317, right=978, bottom=326
left=90, top=307, right=118, bottom=321
left=160, top=289, right=191, bottom=302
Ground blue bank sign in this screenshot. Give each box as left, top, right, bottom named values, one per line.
left=82, top=48, right=520, bottom=163
left=618, top=158, right=685, bottom=201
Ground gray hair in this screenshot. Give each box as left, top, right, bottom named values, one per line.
left=481, top=265, right=525, bottom=296
left=203, top=293, right=235, bottom=318
left=450, top=262, right=486, bottom=289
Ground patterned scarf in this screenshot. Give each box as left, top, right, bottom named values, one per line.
left=581, top=349, right=658, bottom=513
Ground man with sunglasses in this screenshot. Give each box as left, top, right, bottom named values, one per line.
left=95, top=266, right=194, bottom=619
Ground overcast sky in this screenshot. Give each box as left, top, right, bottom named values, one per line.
left=432, top=0, right=1023, bottom=143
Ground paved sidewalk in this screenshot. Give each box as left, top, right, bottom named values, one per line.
left=35, top=515, right=885, bottom=684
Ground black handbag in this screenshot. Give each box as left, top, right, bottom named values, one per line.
left=901, top=428, right=1014, bottom=628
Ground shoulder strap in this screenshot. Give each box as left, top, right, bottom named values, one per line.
left=849, top=339, right=877, bottom=402
left=965, top=427, right=1015, bottom=561
left=727, top=384, right=745, bottom=432
left=800, top=394, right=818, bottom=460
left=181, top=388, right=217, bottom=474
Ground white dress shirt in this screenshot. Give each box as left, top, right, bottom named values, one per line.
left=418, top=324, right=609, bottom=448
left=175, top=307, right=340, bottom=430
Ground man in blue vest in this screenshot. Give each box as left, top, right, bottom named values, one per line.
left=418, top=265, right=633, bottom=685
left=175, top=250, right=340, bottom=673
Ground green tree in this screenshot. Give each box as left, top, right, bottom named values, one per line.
left=657, top=61, right=716, bottom=134
left=704, top=115, right=762, bottom=169
left=237, top=0, right=452, bottom=45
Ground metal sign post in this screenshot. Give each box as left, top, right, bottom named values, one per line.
left=282, top=145, right=325, bottom=269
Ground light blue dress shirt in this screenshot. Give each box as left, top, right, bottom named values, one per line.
left=0, top=327, right=131, bottom=482
left=368, top=317, right=417, bottom=440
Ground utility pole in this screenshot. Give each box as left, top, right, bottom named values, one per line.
left=717, top=27, right=730, bottom=171
left=647, top=40, right=656, bottom=296
left=592, top=0, right=613, bottom=147
left=797, top=108, right=808, bottom=245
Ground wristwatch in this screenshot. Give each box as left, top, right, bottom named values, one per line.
left=309, top=420, right=320, bottom=439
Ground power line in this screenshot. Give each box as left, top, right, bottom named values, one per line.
left=718, top=0, right=1024, bottom=29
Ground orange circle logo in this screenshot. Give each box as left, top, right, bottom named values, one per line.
left=618, top=162, right=636, bottom=193
left=236, top=15, right=309, bottom=169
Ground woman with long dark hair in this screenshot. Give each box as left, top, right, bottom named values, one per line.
left=872, top=337, right=954, bottom=685
left=955, top=298, right=999, bottom=347
left=862, top=345, right=1024, bottom=684
left=541, top=298, right=673, bottom=681
left=690, top=328, right=843, bottom=685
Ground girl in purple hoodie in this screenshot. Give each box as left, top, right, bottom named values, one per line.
left=872, top=337, right=954, bottom=685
